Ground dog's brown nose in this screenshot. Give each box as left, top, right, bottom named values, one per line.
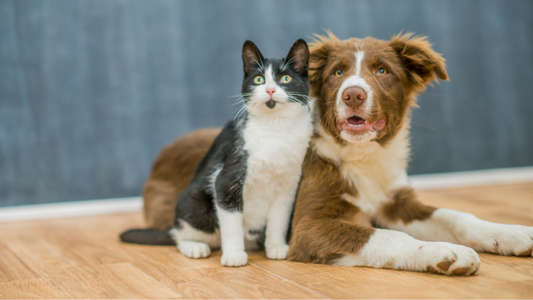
left=342, top=86, right=367, bottom=108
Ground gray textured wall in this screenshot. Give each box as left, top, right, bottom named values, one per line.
left=1, top=0, right=532, bottom=207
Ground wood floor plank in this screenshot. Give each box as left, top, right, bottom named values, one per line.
left=0, top=278, right=61, bottom=299
left=33, top=222, right=133, bottom=267
left=177, top=261, right=324, bottom=299
left=0, top=182, right=531, bottom=298
left=40, top=263, right=182, bottom=299
left=122, top=247, right=325, bottom=298
left=96, top=263, right=184, bottom=299
left=0, top=244, right=39, bottom=282
left=3, top=235, right=79, bottom=277
left=42, top=264, right=125, bottom=299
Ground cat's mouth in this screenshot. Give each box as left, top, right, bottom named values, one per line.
left=266, top=100, right=276, bottom=109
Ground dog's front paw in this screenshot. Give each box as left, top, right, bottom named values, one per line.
left=488, top=225, right=533, bottom=257
left=221, top=251, right=248, bottom=267
left=424, top=242, right=480, bottom=276
left=266, top=244, right=290, bottom=260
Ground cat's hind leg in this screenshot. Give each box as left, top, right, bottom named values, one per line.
left=170, top=219, right=221, bottom=259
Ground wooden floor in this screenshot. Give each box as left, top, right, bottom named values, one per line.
left=1, top=183, right=533, bottom=299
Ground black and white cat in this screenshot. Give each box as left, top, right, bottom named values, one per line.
left=121, top=39, right=313, bottom=267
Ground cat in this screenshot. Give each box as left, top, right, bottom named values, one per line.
left=120, top=39, right=313, bottom=267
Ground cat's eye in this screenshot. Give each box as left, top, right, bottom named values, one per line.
left=335, top=69, right=343, bottom=77
left=280, top=75, right=292, bottom=83
left=253, top=75, right=265, bottom=84
left=376, top=68, right=389, bottom=76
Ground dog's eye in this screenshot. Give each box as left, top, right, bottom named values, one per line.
left=376, top=68, right=389, bottom=76
left=253, top=75, right=265, bottom=84
left=280, top=75, right=292, bottom=83
left=335, top=69, right=343, bottom=77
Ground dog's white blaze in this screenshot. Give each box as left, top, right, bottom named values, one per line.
left=335, top=75, right=373, bottom=114
left=335, top=54, right=375, bottom=129
left=355, top=51, right=364, bottom=77
left=333, top=229, right=480, bottom=275
left=379, top=208, right=533, bottom=256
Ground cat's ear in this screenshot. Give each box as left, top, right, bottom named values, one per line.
left=242, top=40, right=265, bottom=74
left=285, top=39, right=309, bottom=75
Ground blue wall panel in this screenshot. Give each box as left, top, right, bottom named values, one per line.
left=1, top=0, right=532, bottom=206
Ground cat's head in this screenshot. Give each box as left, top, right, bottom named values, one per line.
left=241, top=39, right=310, bottom=117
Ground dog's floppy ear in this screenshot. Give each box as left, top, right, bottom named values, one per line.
left=389, top=33, right=448, bottom=92
left=285, top=39, right=309, bottom=75
left=309, top=32, right=339, bottom=96
left=242, top=40, right=265, bottom=74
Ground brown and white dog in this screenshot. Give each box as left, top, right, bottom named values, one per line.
left=141, top=33, right=533, bottom=276
left=286, top=32, right=533, bottom=275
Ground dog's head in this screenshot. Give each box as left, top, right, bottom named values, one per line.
left=310, top=32, right=448, bottom=144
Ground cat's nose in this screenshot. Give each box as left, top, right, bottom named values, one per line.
left=266, top=88, right=276, bottom=99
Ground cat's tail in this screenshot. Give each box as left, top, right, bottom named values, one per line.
left=119, top=229, right=175, bottom=245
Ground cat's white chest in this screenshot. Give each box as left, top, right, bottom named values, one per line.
left=240, top=113, right=313, bottom=239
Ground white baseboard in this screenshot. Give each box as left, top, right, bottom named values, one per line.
left=409, top=166, right=533, bottom=190
left=0, top=197, right=142, bottom=223
left=1, top=166, right=532, bottom=223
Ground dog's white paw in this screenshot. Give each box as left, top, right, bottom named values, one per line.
left=266, top=244, right=290, bottom=260
left=423, top=242, right=480, bottom=276
left=485, top=224, right=533, bottom=257
left=178, top=241, right=211, bottom=259
left=221, top=251, right=248, bottom=267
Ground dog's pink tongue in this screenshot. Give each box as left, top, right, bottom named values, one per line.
left=373, top=118, right=386, bottom=130
left=347, top=116, right=366, bottom=125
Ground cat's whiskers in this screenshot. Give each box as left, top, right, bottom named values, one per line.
left=231, top=94, right=252, bottom=107
left=234, top=105, right=247, bottom=121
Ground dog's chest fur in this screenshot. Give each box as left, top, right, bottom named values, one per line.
left=241, top=114, right=313, bottom=235
left=314, top=125, right=411, bottom=217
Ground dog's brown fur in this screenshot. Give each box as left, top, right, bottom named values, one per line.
left=288, top=149, right=375, bottom=263
left=143, top=127, right=220, bottom=230
left=381, top=188, right=436, bottom=224
left=286, top=32, right=448, bottom=263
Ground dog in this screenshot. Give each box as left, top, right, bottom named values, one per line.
left=139, top=32, right=533, bottom=276
left=286, top=32, right=533, bottom=275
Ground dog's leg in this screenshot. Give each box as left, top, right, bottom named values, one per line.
left=376, top=187, right=533, bottom=257
left=289, top=198, right=480, bottom=276
left=335, top=228, right=480, bottom=275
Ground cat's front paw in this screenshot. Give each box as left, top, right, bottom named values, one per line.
left=266, top=244, right=290, bottom=260
left=221, top=251, right=248, bottom=267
